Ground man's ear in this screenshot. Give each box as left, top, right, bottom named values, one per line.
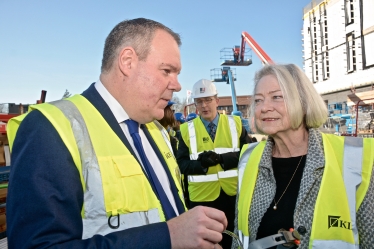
left=118, top=47, right=137, bottom=76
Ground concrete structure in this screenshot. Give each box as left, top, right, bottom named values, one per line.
left=217, top=95, right=251, bottom=118
left=302, top=0, right=374, bottom=115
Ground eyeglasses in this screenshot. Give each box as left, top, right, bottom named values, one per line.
left=195, top=98, right=214, bottom=106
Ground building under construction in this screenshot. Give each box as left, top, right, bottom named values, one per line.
left=302, top=0, right=374, bottom=135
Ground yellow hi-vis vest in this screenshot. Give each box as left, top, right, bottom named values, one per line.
left=180, top=115, right=241, bottom=202
left=237, top=134, right=374, bottom=249
left=8, top=94, right=186, bottom=239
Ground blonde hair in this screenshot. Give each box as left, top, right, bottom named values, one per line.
left=249, top=64, right=328, bottom=133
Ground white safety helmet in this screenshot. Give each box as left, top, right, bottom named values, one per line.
left=191, top=79, right=218, bottom=99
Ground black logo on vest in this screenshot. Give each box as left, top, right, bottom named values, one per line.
left=203, top=137, right=210, bottom=143
left=164, top=151, right=173, bottom=159
left=328, top=215, right=352, bottom=230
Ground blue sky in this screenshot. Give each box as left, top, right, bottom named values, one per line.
left=0, top=0, right=312, bottom=105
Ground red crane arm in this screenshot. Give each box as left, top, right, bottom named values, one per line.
left=241, top=31, right=274, bottom=65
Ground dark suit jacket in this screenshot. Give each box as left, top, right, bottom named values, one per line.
left=7, top=83, right=184, bottom=249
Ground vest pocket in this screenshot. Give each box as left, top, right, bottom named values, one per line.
left=219, top=176, right=237, bottom=196
left=189, top=181, right=221, bottom=202
left=99, top=155, right=155, bottom=215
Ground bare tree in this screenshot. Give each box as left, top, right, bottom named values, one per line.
left=171, top=96, right=196, bottom=114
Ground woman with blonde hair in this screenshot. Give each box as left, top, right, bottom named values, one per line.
left=232, top=64, right=374, bottom=249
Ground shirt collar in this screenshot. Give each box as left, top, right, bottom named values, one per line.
left=94, top=79, right=129, bottom=124
left=201, top=113, right=219, bottom=129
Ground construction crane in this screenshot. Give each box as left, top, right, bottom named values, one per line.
left=218, top=32, right=274, bottom=107
left=210, top=32, right=274, bottom=134
left=240, top=31, right=274, bottom=65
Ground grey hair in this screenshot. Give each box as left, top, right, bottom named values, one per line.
left=101, top=18, right=181, bottom=73
left=249, top=64, right=328, bottom=134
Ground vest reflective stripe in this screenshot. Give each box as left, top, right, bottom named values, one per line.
left=189, top=148, right=240, bottom=161
left=9, top=94, right=186, bottom=239
left=237, top=142, right=264, bottom=249
left=188, top=174, right=218, bottom=182
left=228, top=116, right=239, bottom=151
left=312, top=240, right=359, bottom=249
left=188, top=169, right=238, bottom=183
left=215, top=147, right=240, bottom=154
left=238, top=231, right=250, bottom=249
left=153, top=121, right=174, bottom=158
left=181, top=115, right=241, bottom=201
left=218, top=169, right=238, bottom=178
left=28, top=102, right=85, bottom=189
left=187, top=120, right=198, bottom=160
left=343, top=137, right=362, bottom=244
left=237, top=135, right=373, bottom=249
left=237, top=142, right=261, bottom=192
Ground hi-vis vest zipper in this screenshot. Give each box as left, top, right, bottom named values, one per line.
left=8, top=94, right=186, bottom=239
left=236, top=134, right=374, bottom=249
left=180, top=115, right=241, bottom=202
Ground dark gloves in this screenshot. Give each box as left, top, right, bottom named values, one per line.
left=197, top=151, right=222, bottom=169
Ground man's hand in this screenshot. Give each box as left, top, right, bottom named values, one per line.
left=197, top=151, right=222, bottom=168
left=167, top=206, right=227, bottom=249
left=208, top=152, right=222, bottom=165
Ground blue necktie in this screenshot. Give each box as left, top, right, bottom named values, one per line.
left=208, top=122, right=216, bottom=142
left=125, top=119, right=176, bottom=220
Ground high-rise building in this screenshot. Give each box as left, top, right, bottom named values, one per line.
left=302, top=0, right=374, bottom=114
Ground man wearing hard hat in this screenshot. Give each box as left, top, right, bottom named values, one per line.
left=177, top=79, right=250, bottom=248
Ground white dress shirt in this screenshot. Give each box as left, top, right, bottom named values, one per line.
left=94, top=80, right=179, bottom=215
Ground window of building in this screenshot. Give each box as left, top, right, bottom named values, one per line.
left=319, top=3, right=329, bottom=80
left=311, top=12, right=319, bottom=82
left=346, top=33, right=356, bottom=73
left=345, top=0, right=354, bottom=25
left=361, top=0, right=374, bottom=68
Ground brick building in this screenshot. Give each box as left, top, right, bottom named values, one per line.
left=217, top=95, right=252, bottom=118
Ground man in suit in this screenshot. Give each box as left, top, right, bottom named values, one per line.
left=7, top=18, right=227, bottom=249
left=177, top=79, right=250, bottom=248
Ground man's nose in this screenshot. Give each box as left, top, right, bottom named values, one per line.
left=170, top=76, right=181, bottom=92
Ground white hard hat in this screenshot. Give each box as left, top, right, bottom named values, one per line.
left=191, top=79, right=218, bottom=99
